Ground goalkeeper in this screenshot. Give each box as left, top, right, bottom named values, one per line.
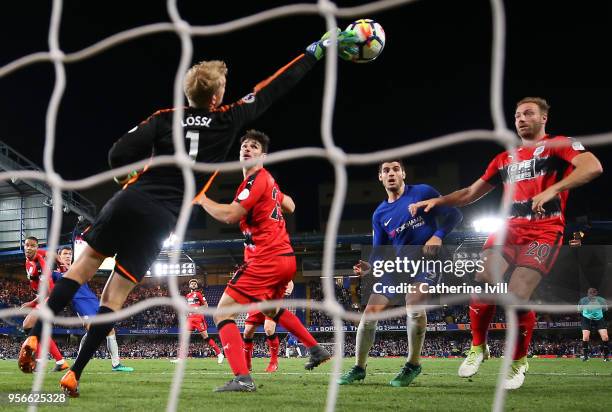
left=19, top=28, right=359, bottom=398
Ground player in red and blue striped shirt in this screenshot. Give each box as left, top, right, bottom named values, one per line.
left=410, top=96, right=603, bottom=389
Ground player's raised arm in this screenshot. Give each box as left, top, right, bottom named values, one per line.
left=409, top=178, right=494, bottom=216
left=531, top=151, right=603, bottom=213
left=228, top=29, right=358, bottom=127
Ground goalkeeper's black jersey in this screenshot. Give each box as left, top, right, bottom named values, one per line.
left=107, top=53, right=317, bottom=214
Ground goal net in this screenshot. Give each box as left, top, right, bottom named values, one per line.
left=1, top=1, right=610, bottom=412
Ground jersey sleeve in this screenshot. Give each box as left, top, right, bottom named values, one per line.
left=276, top=189, right=285, bottom=205
left=598, top=296, right=608, bottom=310
left=372, top=212, right=388, bottom=247
left=550, top=136, right=586, bottom=164
left=108, top=111, right=159, bottom=169
left=234, top=172, right=267, bottom=212
left=222, top=54, right=317, bottom=128
left=421, top=185, right=463, bottom=239
left=481, top=153, right=503, bottom=186
left=198, top=292, right=206, bottom=305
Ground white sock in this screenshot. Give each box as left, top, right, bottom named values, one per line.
left=107, top=334, right=120, bottom=367
left=407, top=310, right=427, bottom=365
left=296, top=347, right=302, bottom=357
left=56, top=359, right=65, bottom=365
left=355, top=318, right=377, bottom=368
left=78, top=333, right=87, bottom=355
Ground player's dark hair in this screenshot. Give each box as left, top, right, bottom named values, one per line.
left=516, top=97, right=550, bottom=115
left=25, top=236, right=39, bottom=244
left=240, top=129, right=270, bottom=153
left=58, top=246, right=72, bottom=254
left=378, top=160, right=404, bottom=173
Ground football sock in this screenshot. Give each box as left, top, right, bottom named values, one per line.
left=79, top=333, right=87, bottom=355
left=72, top=306, right=115, bottom=380
left=34, top=338, right=64, bottom=363
left=207, top=337, right=221, bottom=355
left=274, top=309, right=317, bottom=348
left=602, top=341, right=609, bottom=358
left=407, top=310, right=427, bottom=366
left=469, top=299, right=496, bottom=346
left=49, top=339, right=64, bottom=362
left=30, top=278, right=82, bottom=338
left=107, top=334, right=120, bottom=367
left=513, top=310, right=536, bottom=360
left=266, top=333, right=279, bottom=362
left=218, top=320, right=248, bottom=376
left=244, top=338, right=254, bottom=368
left=582, top=340, right=589, bottom=358
left=356, top=318, right=377, bottom=368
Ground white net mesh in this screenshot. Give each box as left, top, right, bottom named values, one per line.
left=1, top=1, right=611, bottom=411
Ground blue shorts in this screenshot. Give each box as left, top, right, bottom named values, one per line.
left=72, top=297, right=100, bottom=318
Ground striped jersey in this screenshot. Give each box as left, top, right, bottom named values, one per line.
left=481, top=135, right=585, bottom=227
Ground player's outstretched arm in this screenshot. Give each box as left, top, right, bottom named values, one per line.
left=409, top=178, right=494, bottom=216
left=306, top=28, right=359, bottom=61
left=531, top=152, right=603, bottom=213
left=229, top=29, right=358, bottom=128
left=197, top=195, right=247, bottom=225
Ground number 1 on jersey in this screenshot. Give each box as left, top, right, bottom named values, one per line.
left=186, top=131, right=199, bottom=161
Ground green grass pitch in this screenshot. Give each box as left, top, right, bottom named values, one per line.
left=0, top=357, right=609, bottom=411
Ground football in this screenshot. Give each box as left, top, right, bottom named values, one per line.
left=345, top=19, right=386, bottom=63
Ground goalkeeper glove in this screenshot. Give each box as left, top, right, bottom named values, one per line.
left=306, top=28, right=359, bottom=61
left=113, top=170, right=140, bottom=186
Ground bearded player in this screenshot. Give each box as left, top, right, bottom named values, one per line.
left=198, top=130, right=331, bottom=392
left=410, top=97, right=603, bottom=389
left=173, top=279, right=223, bottom=363
left=243, top=281, right=294, bottom=372
left=19, top=29, right=359, bottom=397
left=21, top=236, right=69, bottom=372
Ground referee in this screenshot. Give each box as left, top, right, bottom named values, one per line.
left=578, top=288, right=609, bottom=362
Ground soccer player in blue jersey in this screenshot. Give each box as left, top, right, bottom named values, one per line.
left=53, top=247, right=133, bottom=372
left=578, top=288, right=609, bottom=362
left=338, top=160, right=462, bottom=387
left=285, top=332, right=302, bottom=358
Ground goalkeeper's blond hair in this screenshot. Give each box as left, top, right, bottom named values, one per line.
left=184, top=60, right=227, bottom=108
